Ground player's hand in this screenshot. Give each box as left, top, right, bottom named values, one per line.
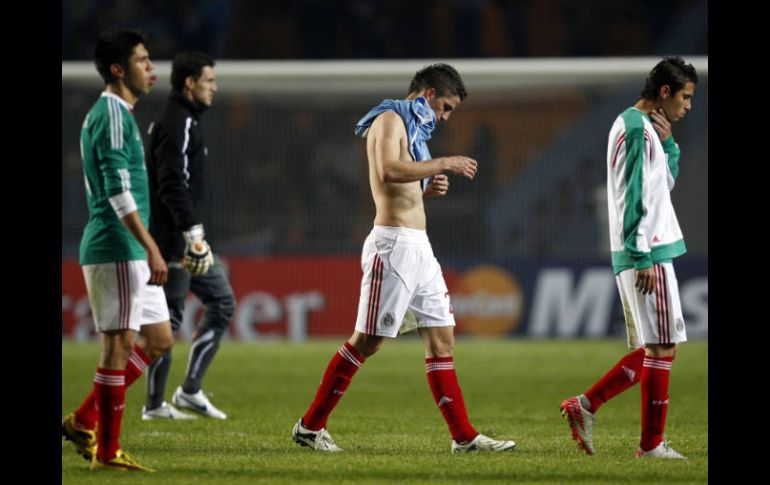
left=441, top=156, right=477, bottom=180
left=650, top=108, right=672, bottom=142
left=183, top=224, right=214, bottom=276
left=635, top=267, right=656, bottom=295
left=147, top=249, right=168, bottom=286
left=424, top=174, right=450, bottom=198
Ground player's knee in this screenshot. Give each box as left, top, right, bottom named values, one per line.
left=355, top=337, right=383, bottom=357
left=645, top=343, right=677, bottom=359
left=426, top=340, right=454, bottom=358
left=348, top=333, right=384, bottom=357
left=144, top=332, right=174, bottom=359
left=120, top=335, right=135, bottom=353
left=114, top=337, right=135, bottom=363
left=423, top=330, right=455, bottom=357
left=221, top=293, right=236, bottom=320
left=206, top=293, right=236, bottom=327
left=360, top=341, right=382, bottom=357
left=101, top=331, right=135, bottom=367
left=156, top=334, right=174, bottom=355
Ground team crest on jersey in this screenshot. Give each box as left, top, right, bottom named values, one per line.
left=675, top=319, right=685, bottom=332
left=381, top=312, right=394, bottom=328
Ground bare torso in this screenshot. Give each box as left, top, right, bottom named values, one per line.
left=365, top=114, right=426, bottom=229
left=360, top=98, right=476, bottom=231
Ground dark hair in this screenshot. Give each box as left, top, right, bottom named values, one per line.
left=408, top=63, right=467, bottom=101
left=640, top=56, right=698, bottom=100
left=171, top=51, right=215, bottom=92
left=94, top=29, right=148, bottom=85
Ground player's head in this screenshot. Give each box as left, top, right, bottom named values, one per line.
left=408, top=63, right=467, bottom=123
left=94, top=29, right=155, bottom=96
left=171, top=51, right=217, bottom=108
left=640, top=56, right=698, bottom=122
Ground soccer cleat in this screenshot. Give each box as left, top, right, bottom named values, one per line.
left=636, top=441, right=687, bottom=459
left=172, top=386, right=227, bottom=419
left=560, top=395, right=595, bottom=455
left=292, top=419, right=343, bottom=452
left=61, top=412, right=97, bottom=461
left=451, top=434, right=516, bottom=453
left=90, top=449, right=156, bottom=472
left=141, top=401, right=197, bottom=420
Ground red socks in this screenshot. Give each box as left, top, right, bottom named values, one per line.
left=93, top=368, right=126, bottom=461
left=74, top=344, right=151, bottom=430
left=300, top=345, right=479, bottom=445
left=584, top=347, right=645, bottom=412
left=125, top=344, right=151, bottom=385
left=639, top=356, right=672, bottom=451
left=302, top=342, right=365, bottom=430
left=74, top=389, right=99, bottom=429
left=581, top=348, right=673, bottom=451
left=301, top=345, right=479, bottom=446
left=425, top=357, right=477, bottom=443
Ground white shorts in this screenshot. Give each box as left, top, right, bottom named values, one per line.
left=616, top=262, right=687, bottom=348
left=355, top=226, right=455, bottom=338
left=82, top=260, right=170, bottom=333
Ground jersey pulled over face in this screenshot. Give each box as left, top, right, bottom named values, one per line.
left=427, top=93, right=461, bottom=123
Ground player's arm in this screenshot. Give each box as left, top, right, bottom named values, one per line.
left=152, top=117, right=213, bottom=275
left=94, top=113, right=168, bottom=285
left=620, top=125, right=653, bottom=272
left=153, top=117, right=199, bottom=229
left=619, top=124, right=657, bottom=294
left=650, top=108, right=680, bottom=188
left=110, top=191, right=168, bottom=286
left=369, top=111, right=477, bottom=183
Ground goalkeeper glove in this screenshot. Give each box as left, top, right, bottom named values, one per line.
left=182, top=224, right=214, bottom=276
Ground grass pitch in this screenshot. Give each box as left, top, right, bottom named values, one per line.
left=62, top=339, right=708, bottom=484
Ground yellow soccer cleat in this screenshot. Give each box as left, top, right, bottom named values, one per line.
left=61, top=412, right=97, bottom=461
left=90, top=449, right=156, bottom=472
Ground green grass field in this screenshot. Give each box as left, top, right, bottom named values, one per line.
left=62, top=339, right=708, bottom=484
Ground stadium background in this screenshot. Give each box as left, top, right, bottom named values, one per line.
left=61, top=0, right=707, bottom=343
left=61, top=3, right=709, bottom=483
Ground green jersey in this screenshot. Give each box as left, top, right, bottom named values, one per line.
left=79, top=93, right=150, bottom=264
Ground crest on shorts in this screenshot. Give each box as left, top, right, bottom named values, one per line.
left=675, top=319, right=685, bottom=332
left=381, top=312, right=395, bottom=328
